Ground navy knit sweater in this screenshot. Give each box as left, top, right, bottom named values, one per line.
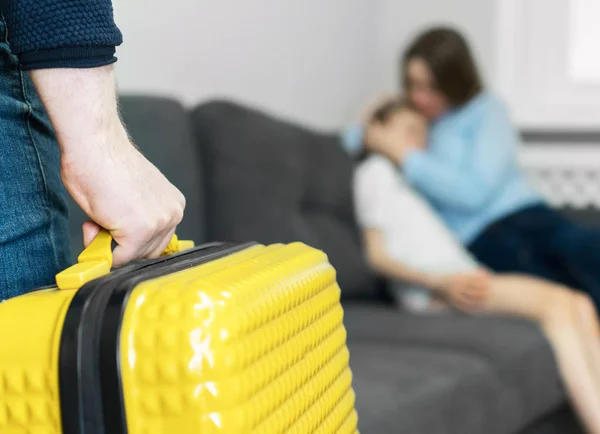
left=0, top=0, right=123, bottom=70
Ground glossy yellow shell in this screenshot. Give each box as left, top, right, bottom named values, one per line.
left=0, top=242, right=358, bottom=434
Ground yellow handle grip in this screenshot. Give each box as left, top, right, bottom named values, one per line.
left=55, top=230, right=194, bottom=291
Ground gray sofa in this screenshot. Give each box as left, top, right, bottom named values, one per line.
left=67, top=96, right=585, bottom=433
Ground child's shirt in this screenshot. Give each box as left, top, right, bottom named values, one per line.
left=354, top=155, right=478, bottom=311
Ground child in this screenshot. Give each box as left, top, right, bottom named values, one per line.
left=355, top=100, right=488, bottom=313
left=353, top=99, right=600, bottom=432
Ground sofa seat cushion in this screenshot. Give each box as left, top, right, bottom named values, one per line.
left=344, top=305, right=565, bottom=432
left=349, top=342, right=514, bottom=434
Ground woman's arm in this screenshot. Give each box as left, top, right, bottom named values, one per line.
left=340, top=124, right=365, bottom=156
left=403, top=97, right=520, bottom=211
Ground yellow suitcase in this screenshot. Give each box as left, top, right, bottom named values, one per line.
left=0, top=231, right=358, bottom=434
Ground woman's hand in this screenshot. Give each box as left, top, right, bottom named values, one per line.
left=365, top=121, right=416, bottom=165
left=435, top=269, right=491, bottom=311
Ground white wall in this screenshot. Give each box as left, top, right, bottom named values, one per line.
left=113, top=0, right=496, bottom=128
left=372, top=0, right=495, bottom=95
left=113, top=0, right=378, bottom=129
left=114, top=1, right=598, bottom=131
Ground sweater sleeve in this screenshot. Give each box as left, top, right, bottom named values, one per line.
left=0, top=0, right=123, bottom=70
left=339, top=123, right=365, bottom=157
left=403, top=97, right=519, bottom=211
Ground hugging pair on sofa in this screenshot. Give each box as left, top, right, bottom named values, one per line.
left=346, top=95, right=600, bottom=433
left=345, top=26, right=600, bottom=432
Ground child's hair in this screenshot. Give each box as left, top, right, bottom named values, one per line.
left=371, top=98, right=412, bottom=124
left=357, top=97, right=413, bottom=162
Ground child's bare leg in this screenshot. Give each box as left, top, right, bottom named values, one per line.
left=478, top=275, right=600, bottom=434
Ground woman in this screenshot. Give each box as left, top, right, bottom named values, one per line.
left=343, top=27, right=600, bottom=312
left=354, top=97, right=600, bottom=433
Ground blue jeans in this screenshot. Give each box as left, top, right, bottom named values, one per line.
left=469, top=204, right=600, bottom=311
left=0, top=17, right=71, bottom=301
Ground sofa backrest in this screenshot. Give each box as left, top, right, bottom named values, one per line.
left=191, top=101, right=377, bottom=299
left=67, top=95, right=207, bottom=258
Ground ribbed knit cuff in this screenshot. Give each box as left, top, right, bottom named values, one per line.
left=18, top=46, right=117, bottom=70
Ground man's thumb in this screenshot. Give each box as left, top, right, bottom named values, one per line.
left=82, top=220, right=102, bottom=248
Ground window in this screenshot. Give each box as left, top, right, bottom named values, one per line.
left=568, top=0, right=600, bottom=84
left=495, top=0, right=600, bottom=127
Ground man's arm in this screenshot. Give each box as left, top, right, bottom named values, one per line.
left=0, top=1, right=186, bottom=264
left=30, top=66, right=185, bottom=265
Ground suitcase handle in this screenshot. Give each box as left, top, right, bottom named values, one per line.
left=55, top=230, right=194, bottom=291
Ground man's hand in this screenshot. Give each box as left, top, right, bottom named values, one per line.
left=435, top=269, right=491, bottom=311
left=30, top=66, right=185, bottom=266
left=61, top=136, right=185, bottom=266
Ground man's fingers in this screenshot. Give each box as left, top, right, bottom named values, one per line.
left=145, top=227, right=176, bottom=259
left=112, top=237, right=159, bottom=267
left=109, top=212, right=180, bottom=267
left=82, top=220, right=102, bottom=248
left=111, top=232, right=165, bottom=266
left=111, top=243, right=139, bottom=267
left=110, top=231, right=154, bottom=267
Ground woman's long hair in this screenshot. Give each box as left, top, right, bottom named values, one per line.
left=402, top=27, right=483, bottom=107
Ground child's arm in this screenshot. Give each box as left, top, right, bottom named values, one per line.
left=362, top=228, right=445, bottom=291
left=354, top=158, right=488, bottom=309
left=363, top=228, right=489, bottom=309
left=354, top=158, right=448, bottom=292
